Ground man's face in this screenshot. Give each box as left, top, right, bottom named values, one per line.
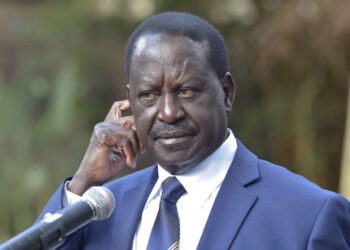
left=128, top=33, right=233, bottom=174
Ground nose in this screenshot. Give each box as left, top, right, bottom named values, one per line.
left=156, top=93, right=185, bottom=123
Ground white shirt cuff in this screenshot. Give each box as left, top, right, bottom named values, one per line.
left=62, top=180, right=83, bottom=207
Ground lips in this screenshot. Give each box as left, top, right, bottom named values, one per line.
left=154, top=130, right=197, bottom=149
left=155, top=131, right=195, bottom=139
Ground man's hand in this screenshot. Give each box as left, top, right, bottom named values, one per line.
left=68, top=100, right=144, bottom=196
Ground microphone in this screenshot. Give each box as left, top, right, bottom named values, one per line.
left=0, top=186, right=116, bottom=250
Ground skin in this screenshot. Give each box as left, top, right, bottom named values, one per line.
left=68, top=32, right=235, bottom=195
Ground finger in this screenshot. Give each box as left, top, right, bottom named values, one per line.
left=99, top=129, right=137, bottom=168
left=140, top=142, right=145, bottom=153
left=107, top=122, right=141, bottom=160
left=121, top=140, right=137, bottom=168
left=109, top=134, right=137, bottom=168
left=105, top=100, right=131, bottom=122
left=95, top=120, right=141, bottom=156
left=109, top=120, right=142, bottom=159
left=94, top=124, right=138, bottom=168
left=113, top=116, right=135, bottom=129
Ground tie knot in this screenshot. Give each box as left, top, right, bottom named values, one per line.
left=161, top=177, right=186, bottom=204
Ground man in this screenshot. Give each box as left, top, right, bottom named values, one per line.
left=37, top=12, right=350, bottom=249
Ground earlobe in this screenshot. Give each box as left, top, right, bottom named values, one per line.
left=223, top=72, right=235, bottom=113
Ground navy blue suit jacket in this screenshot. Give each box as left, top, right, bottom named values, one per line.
left=37, top=141, right=350, bottom=249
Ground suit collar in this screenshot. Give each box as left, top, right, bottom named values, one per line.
left=197, top=140, right=260, bottom=249
left=156, top=130, right=238, bottom=209
left=110, top=140, right=260, bottom=249
left=230, top=139, right=260, bottom=186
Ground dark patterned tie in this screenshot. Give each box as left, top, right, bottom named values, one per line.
left=147, top=177, right=186, bottom=250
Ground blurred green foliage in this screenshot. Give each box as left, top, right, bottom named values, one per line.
left=0, top=0, right=349, bottom=241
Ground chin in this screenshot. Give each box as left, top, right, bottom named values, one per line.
left=159, top=162, right=194, bottom=175
left=155, top=150, right=204, bottom=174
left=146, top=137, right=205, bottom=171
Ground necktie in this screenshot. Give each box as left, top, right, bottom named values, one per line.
left=147, top=177, right=186, bottom=250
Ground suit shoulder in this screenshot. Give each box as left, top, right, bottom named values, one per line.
left=256, top=159, right=345, bottom=202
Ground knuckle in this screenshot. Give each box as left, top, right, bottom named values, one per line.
left=93, top=122, right=104, bottom=131
left=93, top=123, right=108, bottom=140
left=93, top=123, right=103, bottom=135
left=112, top=101, right=121, bottom=109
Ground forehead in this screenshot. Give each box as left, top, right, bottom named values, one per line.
left=129, top=33, right=213, bottom=87
left=131, top=33, right=210, bottom=70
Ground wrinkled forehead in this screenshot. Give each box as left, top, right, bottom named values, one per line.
left=131, top=32, right=210, bottom=66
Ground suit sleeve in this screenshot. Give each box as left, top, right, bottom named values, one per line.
left=307, top=194, right=350, bottom=250
left=35, top=177, right=86, bottom=250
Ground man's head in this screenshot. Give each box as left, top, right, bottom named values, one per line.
left=126, top=12, right=235, bottom=174
left=125, top=12, right=230, bottom=83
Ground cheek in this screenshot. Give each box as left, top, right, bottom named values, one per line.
left=184, top=94, right=220, bottom=121
left=186, top=99, right=225, bottom=133
left=133, top=106, right=156, bottom=137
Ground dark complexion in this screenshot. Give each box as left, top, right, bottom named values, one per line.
left=128, top=33, right=234, bottom=174
left=68, top=32, right=234, bottom=195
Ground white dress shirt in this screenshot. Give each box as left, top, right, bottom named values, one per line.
left=63, top=129, right=237, bottom=250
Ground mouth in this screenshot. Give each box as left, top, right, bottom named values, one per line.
left=155, top=131, right=196, bottom=148
left=156, top=131, right=194, bottom=139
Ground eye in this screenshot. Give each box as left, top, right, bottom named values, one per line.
left=140, top=91, right=159, bottom=101
left=178, top=88, right=194, bottom=98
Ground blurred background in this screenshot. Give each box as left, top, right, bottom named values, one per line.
left=0, top=0, right=349, bottom=242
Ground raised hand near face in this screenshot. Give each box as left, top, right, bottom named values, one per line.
left=68, top=100, right=144, bottom=195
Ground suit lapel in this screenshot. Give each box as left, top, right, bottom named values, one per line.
left=197, top=140, right=260, bottom=249
left=109, top=141, right=260, bottom=249
left=110, top=166, right=158, bottom=250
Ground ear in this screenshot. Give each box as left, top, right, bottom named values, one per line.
left=126, top=84, right=131, bottom=102
left=222, top=72, right=235, bottom=113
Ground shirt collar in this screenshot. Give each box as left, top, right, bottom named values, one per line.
left=145, top=129, right=237, bottom=208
